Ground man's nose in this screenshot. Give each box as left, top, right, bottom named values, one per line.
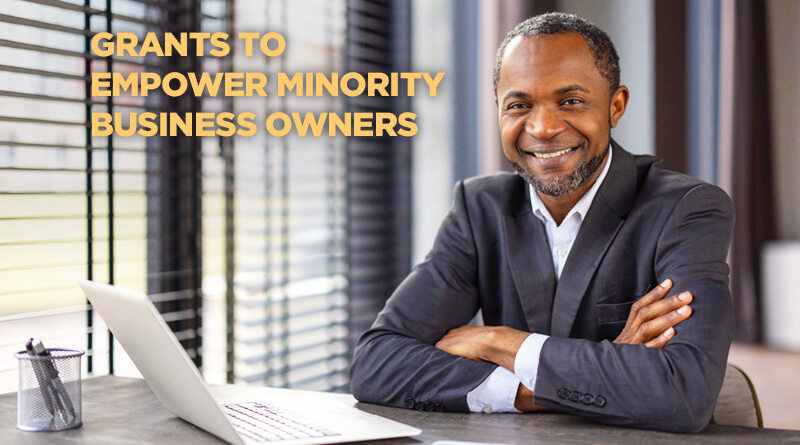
left=525, top=106, right=567, bottom=140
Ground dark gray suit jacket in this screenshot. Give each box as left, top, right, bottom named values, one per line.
left=350, top=141, right=734, bottom=433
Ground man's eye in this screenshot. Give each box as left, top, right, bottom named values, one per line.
left=562, top=98, right=583, bottom=105
left=508, top=103, right=529, bottom=110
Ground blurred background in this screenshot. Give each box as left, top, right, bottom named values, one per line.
left=0, top=0, right=797, bottom=429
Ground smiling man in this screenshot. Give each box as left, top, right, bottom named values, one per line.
left=350, top=13, right=734, bottom=433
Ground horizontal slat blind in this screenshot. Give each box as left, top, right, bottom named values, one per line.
left=345, top=0, right=412, bottom=354
left=198, top=0, right=232, bottom=384
left=0, top=0, right=122, bottom=389
left=231, top=0, right=350, bottom=391
left=0, top=0, right=230, bottom=391
left=0, top=0, right=408, bottom=395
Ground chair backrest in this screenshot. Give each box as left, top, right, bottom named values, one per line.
left=713, top=363, right=763, bottom=428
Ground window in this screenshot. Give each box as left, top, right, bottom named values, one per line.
left=0, top=0, right=410, bottom=394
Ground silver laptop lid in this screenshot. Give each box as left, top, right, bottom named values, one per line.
left=79, top=280, right=243, bottom=445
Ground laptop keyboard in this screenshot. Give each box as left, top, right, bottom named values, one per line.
left=223, top=402, right=341, bottom=442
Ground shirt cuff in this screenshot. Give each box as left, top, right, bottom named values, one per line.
left=466, top=366, right=521, bottom=413
left=514, top=333, right=549, bottom=392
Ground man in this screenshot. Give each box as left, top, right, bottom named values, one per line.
left=350, top=12, right=733, bottom=433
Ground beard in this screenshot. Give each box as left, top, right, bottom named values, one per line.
left=509, top=144, right=609, bottom=197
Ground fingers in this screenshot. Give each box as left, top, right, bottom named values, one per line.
left=644, top=327, right=674, bottom=348
left=631, top=279, right=673, bottom=313
left=637, top=290, right=693, bottom=321
left=637, top=304, right=692, bottom=343
left=614, top=279, right=695, bottom=347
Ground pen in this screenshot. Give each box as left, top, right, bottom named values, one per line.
left=25, top=339, right=56, bottom=418
left=25, top=338, right=76, bottom=423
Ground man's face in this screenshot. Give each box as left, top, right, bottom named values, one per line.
left=496, top=32, right=626, bottom=197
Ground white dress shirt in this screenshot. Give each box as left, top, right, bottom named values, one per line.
left=467, top=147, right=613, bottom=413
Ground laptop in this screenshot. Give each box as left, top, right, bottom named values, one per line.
left=79, top=280, right=421, bottom=444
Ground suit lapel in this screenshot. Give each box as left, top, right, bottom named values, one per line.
left=550, top=141, right=638, bottom=337
left=504, top=180, right=557, bottom=334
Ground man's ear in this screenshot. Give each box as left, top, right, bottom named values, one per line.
left=609, top=85, right=629, bottom=128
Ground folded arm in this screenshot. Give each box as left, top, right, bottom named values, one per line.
left=438, top=184, right=734, bottom=432
left=536, top=185, right=734, bottom=433
left=438, top=277, right=691, bottom=412
left=350, top=181, right=499, bottom=411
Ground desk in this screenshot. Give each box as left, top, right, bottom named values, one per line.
left=1, top=376, right=798, bottom=444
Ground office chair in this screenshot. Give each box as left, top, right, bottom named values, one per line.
left=713, top=363, right=763, bottom=428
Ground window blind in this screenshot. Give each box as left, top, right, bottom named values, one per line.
left=0, top=0, right=230, bottom=390
left=345, top=0, right=412, bottom=355
left=230, top=0, right=351, bottom=391
left=0, top=0, right=411, bottom=394
left=0, top=0, right=143, bottom=389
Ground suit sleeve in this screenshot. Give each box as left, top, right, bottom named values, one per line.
left=532, top=184, right=735, bottom=433
left=349, top=180, right=498, bottom=412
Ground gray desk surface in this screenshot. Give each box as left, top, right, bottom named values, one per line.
left=1, top=376, right=799, bottom=444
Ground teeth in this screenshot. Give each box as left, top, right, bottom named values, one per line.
left=532, top=147, right=575, bottom=159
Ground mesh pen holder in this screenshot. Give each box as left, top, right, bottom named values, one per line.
left=16, top=348, right=84, bottom=432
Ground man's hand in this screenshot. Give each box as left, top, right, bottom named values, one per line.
left=613, top=278, right=693, bottom=348
left=435, top=325, right=529, bottom=372
left=435, top=278, right=692, bottom=413
left=436, top=326, right=549, bottom=413
left=514, top=383, right=549, bottom=412
left=434, top=325, right=490, bottom=362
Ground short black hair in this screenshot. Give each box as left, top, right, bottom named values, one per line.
left=492, top=12, right=620, bottom=97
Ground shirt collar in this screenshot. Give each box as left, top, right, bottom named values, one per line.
left=529, top=145, right=613, bottom=226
